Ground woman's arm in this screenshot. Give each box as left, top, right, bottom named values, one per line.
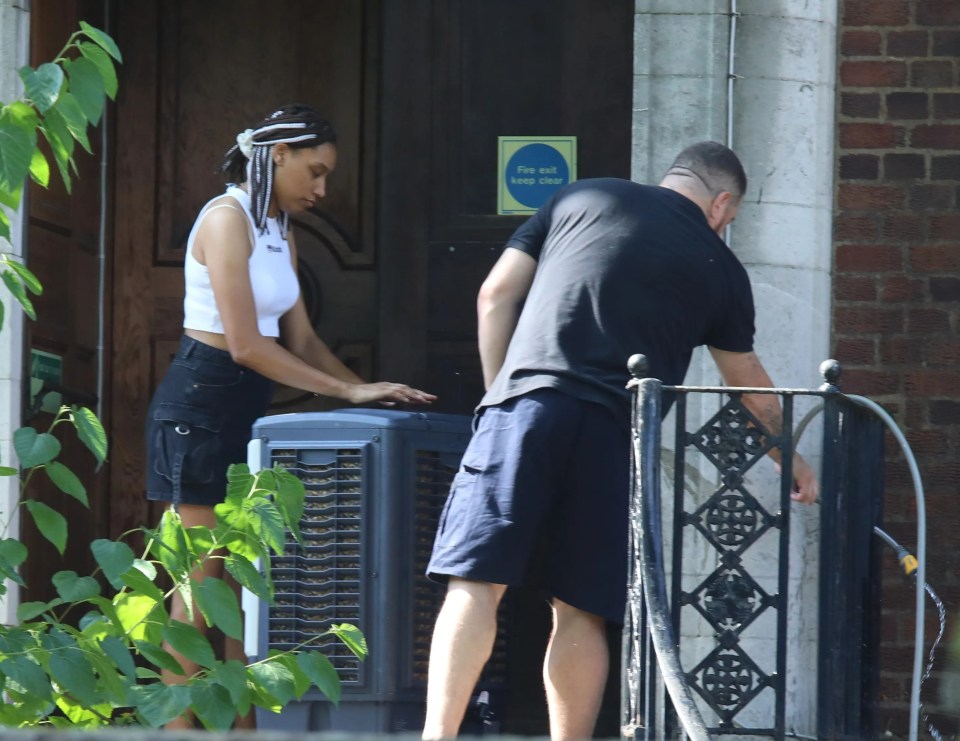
left=198, top=208, right=432, bottom=405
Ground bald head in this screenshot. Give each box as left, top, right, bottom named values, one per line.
left=659, top=141, right=748, bottom=201
left=657, top=142, right=747, bottom=235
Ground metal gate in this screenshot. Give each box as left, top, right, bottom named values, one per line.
left=622, top=357, right=885, bottom=740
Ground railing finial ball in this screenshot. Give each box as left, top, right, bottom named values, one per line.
left=628, top=354, right=649, bottom=379
left=820, top=358, right=842, bottom=386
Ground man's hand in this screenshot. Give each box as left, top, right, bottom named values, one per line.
left=709, top=348, right=819, bottom=504
left=785, top=453, right=819, bottom=504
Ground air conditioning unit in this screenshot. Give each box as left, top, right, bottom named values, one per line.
left=245, top=409, right=508, bottom=732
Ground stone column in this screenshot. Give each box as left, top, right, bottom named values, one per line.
left=0, top=0, right=30, bottom=625
left=632, top=0, right=837, bottom=733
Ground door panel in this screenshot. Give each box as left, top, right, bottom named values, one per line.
left=110, top=0, right=379, bottom=539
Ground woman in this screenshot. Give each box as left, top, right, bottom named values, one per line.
left=145, top=104, right=434, bottom=729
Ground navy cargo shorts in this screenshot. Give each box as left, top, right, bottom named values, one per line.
left=427, top=388, right=630, bottom=624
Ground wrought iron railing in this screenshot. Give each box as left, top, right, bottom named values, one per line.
left=622, top=356, right=884, bottom=740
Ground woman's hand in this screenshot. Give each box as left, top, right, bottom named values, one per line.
left=345, top=382, right=437, bottom=406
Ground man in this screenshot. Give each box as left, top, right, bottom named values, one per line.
left=423, top=142, right=819, bottom=740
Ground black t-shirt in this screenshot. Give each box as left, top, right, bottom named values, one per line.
left=481, top=178, right=756, bottom=425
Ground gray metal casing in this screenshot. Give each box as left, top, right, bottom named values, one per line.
left=250, top=409, right=480, bottom=731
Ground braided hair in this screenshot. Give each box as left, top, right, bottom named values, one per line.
left=221, top=104, right=337, bottom=235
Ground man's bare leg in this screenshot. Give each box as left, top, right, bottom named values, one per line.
left=543, top=598, right=609, bottom=741
left=422, top=578, right=507, bottom=739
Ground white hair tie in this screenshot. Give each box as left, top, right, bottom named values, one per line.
left=236, top=129, right=255, bottom=159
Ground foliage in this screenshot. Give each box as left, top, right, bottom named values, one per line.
left=1, top=436, right=364, bottom=728
left=0, top=24, right=365, bottom=728
left=1, top=22, right=121, bottom=329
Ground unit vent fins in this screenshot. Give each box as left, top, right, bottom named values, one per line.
left=267, top=447, right=364, bottom=685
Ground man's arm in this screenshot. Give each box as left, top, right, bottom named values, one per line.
left=477, top=247, right=538, bottom=389
left=708, top=347, right=819, bottom=504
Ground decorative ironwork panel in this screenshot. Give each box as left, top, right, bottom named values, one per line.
left=688, top=397, right=777, bottom=476
left=690, top=645, right=772, bottom=722
left=674, top=393, right=789, bottom=736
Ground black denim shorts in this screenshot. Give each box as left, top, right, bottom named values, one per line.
left=145, top=335, right=273, bottom=507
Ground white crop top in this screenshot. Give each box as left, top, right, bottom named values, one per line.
left=183, top=185, right=300, bottom=337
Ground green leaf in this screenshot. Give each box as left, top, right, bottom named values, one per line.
left=329, top=623, right=368, bottom=660
left=56, top=694, right=114, bottom=726
left=49, top=91, right=91, bottom=154
left=5, top=100, right=40, bottom=129
left=87, top=648, right=132, bottom=707
left=0, top=628, right=33, bottom=654
left=39, top=105, right=74, bottom=192
left=24, top=499, right=67, bottom=554
left=50, top=644, right=100, bottom=707
left=79, top=609, right=111, bottom=638
left=65, top=56, right=106, bottom=126
left=78, top=42, right=117, bottom=99
left=114, top=592, right=163, bottom=643
left=190, top=680, right=236, bottom=731
left=156, top=508, right=189, bottom=579
left=130, top=682, right=191, bottom=728
left=18, top=62, right=63, bottom=112
left=1, top=268, right=35, bottom=320
left=44, top=460, right=88, bottom=506
left=17, top=599, right=62, bottom=622
left=71, top=406, right=108, bottom=463
left=28, top=147, right=49, bottom=187
left=13, top=426, right=61, bottom=467
left=134, top=640, right=185, bottom=676
left=247, top=498, right=286, bottom=556
left=296, top=650, right=341, bottom=705
left=163, top=621, right=216, bottom=670
left=1, top=255, right=42, bottom=295
left=210, top=659, right=250, bottom=712
left=194, top=576, right=242, bottom=641
left=132, top=557, right=157, bottom=580
left=0, top=656, right=52, bottom=700
left=0, top=541, right=26, bottom=595
left=100, top=635, right=137, bottom=680
left=185, top=524, right=215, bottom=554
left=90, top=538, right=135, bottom=589
left=52, top=569, right=101, bottom=602
left=274, top=468, right=305, bottom=544
left=79, top=21, right=123, bottom=62
left=274, top=653, right=311, bottom=699
left=226, top=463, right=254, bottom=500
left=0, top=537, right=27, bottom=567
left=0, top=466, right=14, bottom=476
left=0, top=115, right=34, bottom=201
left=225, top=553, right=271, bottom=603
left=249, top=661, right=296, bottom=706
left=118, top=566, right=164, bottom=604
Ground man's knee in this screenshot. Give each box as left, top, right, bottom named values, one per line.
left=551, top=597, right=606, bottom=631
left=444, top=577, right=507, bottom=613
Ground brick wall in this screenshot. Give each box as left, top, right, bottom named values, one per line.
left=835, top=0, right=960, bottom=736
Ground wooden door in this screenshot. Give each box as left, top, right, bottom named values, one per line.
left=378, top=1, right=634, bottom=733
left=380, top=0, right=634, bottom=414
left=21, top=0, right=112, bottom=602
left=109, top=0, right=380, bottom=540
